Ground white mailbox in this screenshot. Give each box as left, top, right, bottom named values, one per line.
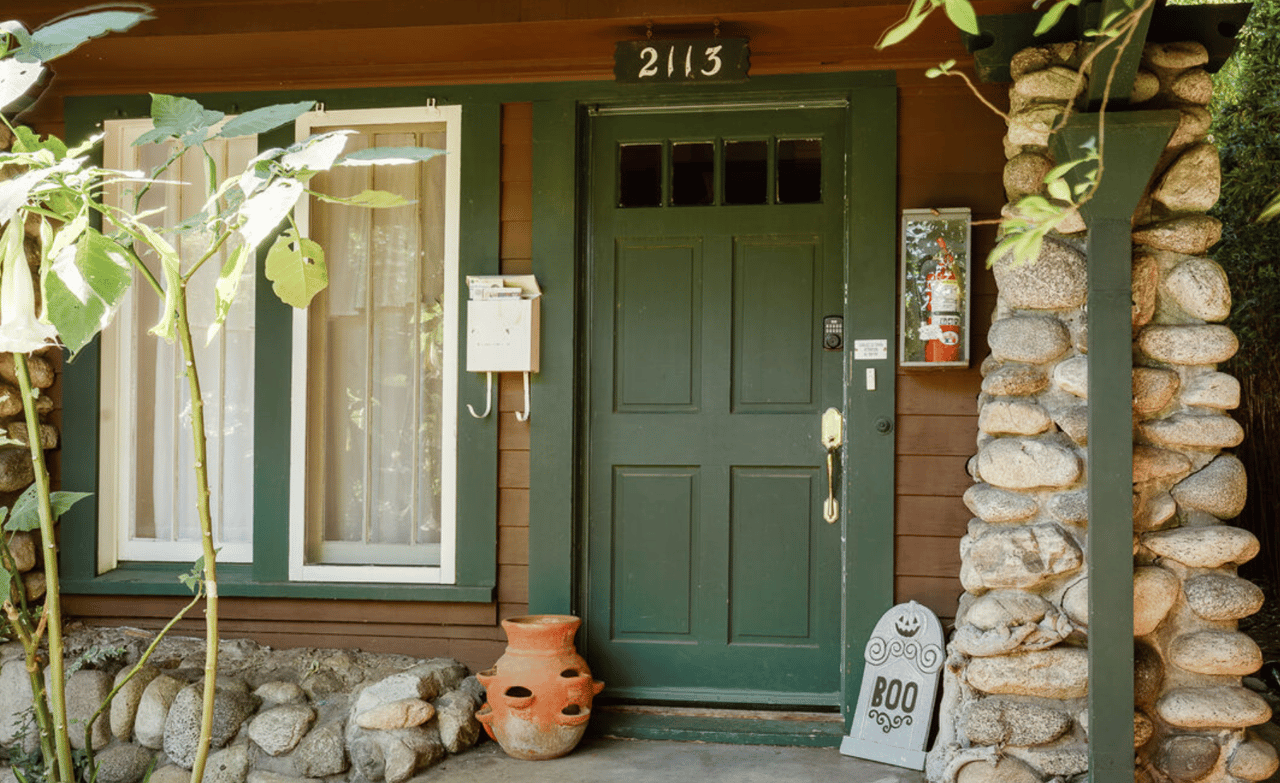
left=465, top=275, right=541, bottom=419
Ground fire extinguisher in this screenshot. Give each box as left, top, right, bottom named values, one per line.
left=922, top=237, right=962, bottom=363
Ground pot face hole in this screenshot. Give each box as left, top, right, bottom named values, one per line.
left=479, top=668, right=496, bottom=677
left=505, top=686, right=533, bottom=698
left=560, top=669, right=580, bottom=678
left=562, top=705, right=582, bottom=716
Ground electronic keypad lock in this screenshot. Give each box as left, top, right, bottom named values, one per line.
left=823, top=315, right=843, bottom=351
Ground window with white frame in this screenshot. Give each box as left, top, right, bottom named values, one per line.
left=99, top=122, right=257, bottom=568
left=289, top=106, right=462, bottom=584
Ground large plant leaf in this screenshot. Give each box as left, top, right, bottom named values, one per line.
left=208, top=244, right=251, bottom=343
left=135, top=93, right=224, bottom=148
left=265, top=228, right=327, bottom=308
left=308, top=188, right=414, bottom=209
left=279, top=130, right=353, bottom=174
left=337, top=146, right=446, bottom=166
left=11, top=125, right=68, bottom=158
left=942, top=0, right=980, bottom=35
left=217, top=101, right=316, bottom=139
left=0, top=57, right=43, bottom=113
left=44, top=227, right=136, bottom=355
left=22, top=9, right=153, bottom=62
left=235, top=178, right=304, bottom=249
left=7, top=483, right=93, bottom=532
left=128, top=219, right=183, bottom=341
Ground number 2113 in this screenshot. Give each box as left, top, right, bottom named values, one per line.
left=638, top=44, right=724, bottom=79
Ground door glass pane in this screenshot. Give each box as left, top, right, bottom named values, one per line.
left=619, top=143, right=662, bottom=207
left=671, top=142, right=714, bottom=206
left=777, top=138, right=822, bottom=204
left=724, top=140, right=767, bottom=205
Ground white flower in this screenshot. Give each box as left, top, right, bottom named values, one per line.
left=0, top=222, right=58, bottom=353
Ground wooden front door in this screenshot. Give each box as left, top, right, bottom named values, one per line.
left=584, top=104, right=847, bottom=706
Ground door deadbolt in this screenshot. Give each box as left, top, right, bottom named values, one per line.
left=823, top=316, right=843, bottom=351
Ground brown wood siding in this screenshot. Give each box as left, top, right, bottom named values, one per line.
left=892, top=71, right=1008, bottom=622
left=496, top=103, right=535, bottom=624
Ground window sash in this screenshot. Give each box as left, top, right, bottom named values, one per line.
left=99, top=120, right=257, bottom=567
left=288, top=106, right=462, bottom=584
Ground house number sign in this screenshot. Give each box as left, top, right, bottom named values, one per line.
left=614, top=38, right=750, bottom=83
left=840, top=601, right=944, bottom=770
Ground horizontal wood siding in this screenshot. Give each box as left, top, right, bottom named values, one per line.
left=496, top=103, right=534, bottom=625
left=893, top=72, right=1007, bottom=623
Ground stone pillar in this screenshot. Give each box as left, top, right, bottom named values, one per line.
left=927, top=41, right=1277, bottom=783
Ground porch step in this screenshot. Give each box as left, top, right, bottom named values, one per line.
left=589, top=704, right=846, bottom=747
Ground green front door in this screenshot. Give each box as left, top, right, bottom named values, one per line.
left=584, top=104, right=847, bottom=706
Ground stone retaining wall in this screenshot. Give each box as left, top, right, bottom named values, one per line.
left=926, top=41, right=1278, bottom=783
left=0, top=628, right=486, bottom=783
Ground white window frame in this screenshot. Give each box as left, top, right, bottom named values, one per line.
left=98, top=119, right=256, bottom=570
left=288, top=105, right=462, bottom=584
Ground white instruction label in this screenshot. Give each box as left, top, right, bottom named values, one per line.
left=853, top=339, right=888, bottom=361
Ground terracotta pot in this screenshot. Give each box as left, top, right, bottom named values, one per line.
left=475, top=614, right=604, bottom=760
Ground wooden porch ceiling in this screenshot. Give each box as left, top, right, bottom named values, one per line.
left=8, top=0, right=1030, bottom=94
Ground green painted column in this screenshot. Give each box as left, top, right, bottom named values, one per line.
left=1052, top=110, right=1177, bottom=782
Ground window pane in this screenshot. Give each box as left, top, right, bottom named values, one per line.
left=671, top=142, right=713, bottom=206
left=619, top=143, right=661, bottom=207
left=307, top=122, right=449, bottom=568
left=777, top=138, right=822, bottom=204
left=724, top=140, right=767, bottom=205
left=109, top=131, right=255, bottom=563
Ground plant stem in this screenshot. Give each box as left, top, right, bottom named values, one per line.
left=4, top=602, right=55, bottom=783
left=13, top=353, right=73, bottom=783
left=171, top=283, right=219, bottom=783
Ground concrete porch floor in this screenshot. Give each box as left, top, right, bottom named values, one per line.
left=414, top=737, right=927, bottom=783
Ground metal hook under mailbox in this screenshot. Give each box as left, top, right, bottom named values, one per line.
left=467, top=372, right=494, bottom=419
left=515, top=372, right=531, bottom=422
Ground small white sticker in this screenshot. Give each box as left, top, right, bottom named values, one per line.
left=854, top=339, right=888, bottom=361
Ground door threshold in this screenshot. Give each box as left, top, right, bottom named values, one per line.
left=590, top=704, right=846, bottom=747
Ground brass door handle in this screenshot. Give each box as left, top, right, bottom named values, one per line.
left=821, top=408, right=842, bottom=523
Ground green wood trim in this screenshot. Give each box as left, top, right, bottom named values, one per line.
left=454, top=102, right=502, bottom=588
left=587, top=709, right=845, bottom=748
left=527, top=98, right=579, bottom=615
left=58, top=563, right=493, bottom=601
left=1051, top=110, right=1178, bottom=783
left=842, top=82, right=898, bottom=733
left=1082, top=0, right=1155, bottom=109
left=253, top=123, right=296, bottom=584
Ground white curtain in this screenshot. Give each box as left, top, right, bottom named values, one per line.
left=307, top=124, right=447, bottom=566
left=127, top=135, right=256, bottom=560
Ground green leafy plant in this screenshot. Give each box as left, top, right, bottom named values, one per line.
left=0, top=7, right=438, bottom=783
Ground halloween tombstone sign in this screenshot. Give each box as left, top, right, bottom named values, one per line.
left=840, top=601, right=943, bottom=770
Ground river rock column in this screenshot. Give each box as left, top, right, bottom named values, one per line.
left=926, top=41, right=1275, bottom=783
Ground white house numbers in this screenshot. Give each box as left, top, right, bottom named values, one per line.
left=840, top=601, right=944, bottom=770
left=614, top=39, right=750, bottom=84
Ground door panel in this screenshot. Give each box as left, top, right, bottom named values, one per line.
left=586, top=106, right=846, bottom=705
left=733, top=237, right=820, bottom=409
left=614, top=239, right=702, bottom=411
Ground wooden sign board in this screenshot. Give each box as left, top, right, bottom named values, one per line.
left=614, top=38, right=750, bottom=83
left=840, top=601, right=944, bottom=770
